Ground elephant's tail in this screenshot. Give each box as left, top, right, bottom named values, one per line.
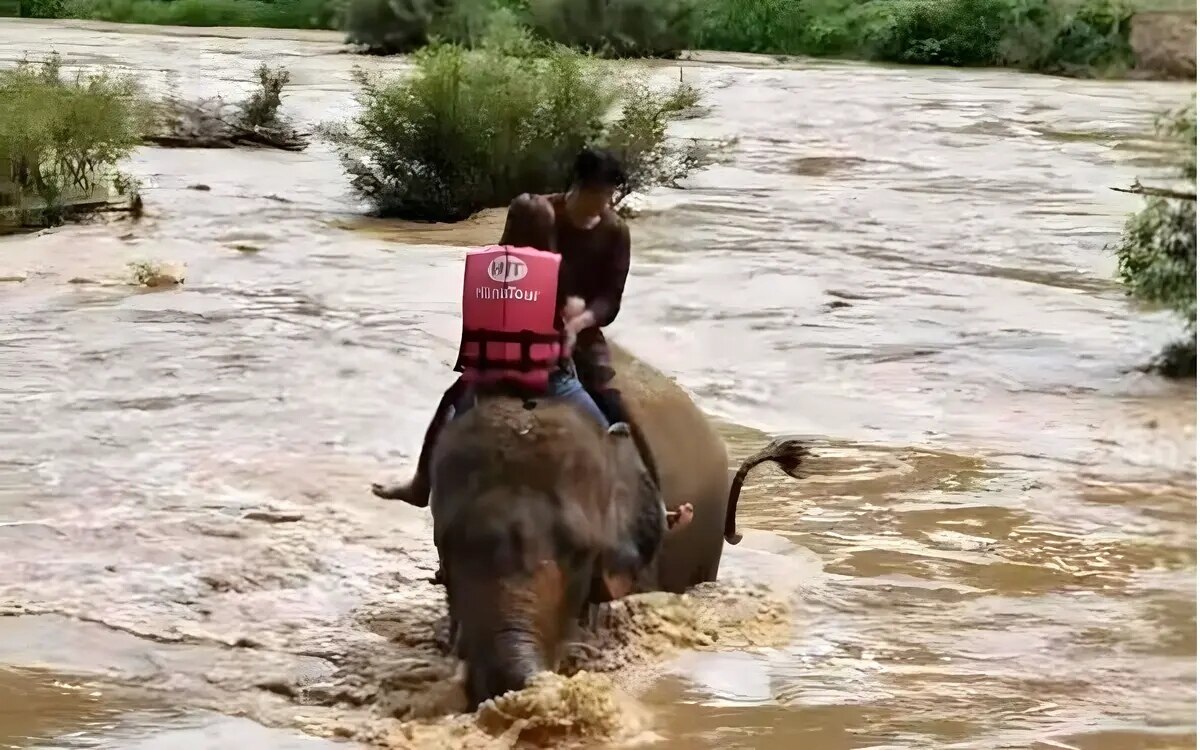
left=724, top=438, right=811, bottom=545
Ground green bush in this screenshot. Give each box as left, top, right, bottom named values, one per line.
left=1112, top=98, right=1197, bottom=376
left=526, top=0, right=697, bottom=58
left=0, top=54, right=150, bottom=226
left=60, top=0, right=343, bottom=29
left=238, top=64, right=291, bottom=129
left=603, top=80, right=703, bottom=200
left=322, top=29, right=703, bottom=221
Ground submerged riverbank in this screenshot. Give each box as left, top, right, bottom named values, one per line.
left=0, top=19, right=1195, bottom=750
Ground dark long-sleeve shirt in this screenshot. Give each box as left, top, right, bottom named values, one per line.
left=499, top=193, right=631, bottom=329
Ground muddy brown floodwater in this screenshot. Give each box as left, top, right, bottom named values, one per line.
left=0, top=18, right=1196, bottom=750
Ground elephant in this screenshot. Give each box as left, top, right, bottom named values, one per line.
left=415, top=342, right=809, bottom=707
left=607, top=343, right=808, bottom=592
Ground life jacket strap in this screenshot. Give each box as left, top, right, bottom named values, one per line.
left=456, top=328, right=562, bottom=373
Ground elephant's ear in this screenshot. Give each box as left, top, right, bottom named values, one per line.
left=590, top=423, right=666, bottom=602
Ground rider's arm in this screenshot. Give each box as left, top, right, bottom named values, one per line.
left=583, top=222, right=631, bottom=329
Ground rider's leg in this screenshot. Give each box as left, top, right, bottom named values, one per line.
left=572, top=330, right=626, bottom=422
left=573, top=331, right=661, bottom=486
left=547, top=368, right=608, bottom=427
left=370, top=377, right=467, bottom=507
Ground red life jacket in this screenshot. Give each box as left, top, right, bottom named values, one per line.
left=454, top=245, right=563, bottom=392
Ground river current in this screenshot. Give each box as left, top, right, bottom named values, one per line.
left=0, top=19, right=1195, bottom=750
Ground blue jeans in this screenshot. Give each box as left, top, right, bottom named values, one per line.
left=546, top=369, right=609, bottom=427
left=451, top=369, right=609, bottom=428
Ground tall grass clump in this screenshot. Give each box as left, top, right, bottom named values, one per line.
left=59, top=0, right=344, bottom=29
left=1112, top=98, right=1197, bottom=377
left=0, top=54, right=150, bottom=228
left=322, top=28, right=705, bottom=221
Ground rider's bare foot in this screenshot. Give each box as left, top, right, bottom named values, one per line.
left=370, top=478, right=430, bottom=507
left=370, top=481, right=407, bottom=500
left=666, top=502, right=694, bottom=534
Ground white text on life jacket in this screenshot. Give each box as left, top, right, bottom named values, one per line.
left=475, top=286, right=541, bottom=302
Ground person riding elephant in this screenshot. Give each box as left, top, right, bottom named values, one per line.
left=368, top=147, right=811, bottom=706
left=372, top=147, right=655, bottom=506
left=424, top=348, right=807, bottom=708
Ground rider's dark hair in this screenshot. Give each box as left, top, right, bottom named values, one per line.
left=572, top=147, right=626, bottom=190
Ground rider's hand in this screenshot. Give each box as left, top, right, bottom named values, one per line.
left=561, top=297, right=593, bottom=357
left=564, top=312, right=591, bottom=336
left=562, top=296, right=586, bottom=321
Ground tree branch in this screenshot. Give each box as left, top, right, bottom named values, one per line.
left=1111, top=180, right=1197, bottom=202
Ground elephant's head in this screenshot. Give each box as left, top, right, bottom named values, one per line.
left=430, top=405, right=668, bottom=708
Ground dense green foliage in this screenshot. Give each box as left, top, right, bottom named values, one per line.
left=30, top=0, right=1147, bottom=76
left=525, top=0, right=697, bottom=58
left=19, top=0, right=65, bottom=17
left=321, top=30, right=704, bottom=221
left=342, top=0, right=693, bottom=57
left=342, top=0, right=499, bottom=54
left=693, top=0, right=1135, bottom=72
left=54, top=0, right=342, bottom=29
left=0, top=55, right=150, bottom=226
left=1113, top=98, right=1197, bottom=376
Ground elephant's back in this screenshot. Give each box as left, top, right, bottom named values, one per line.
left=435, top=395, right=610, bottom=493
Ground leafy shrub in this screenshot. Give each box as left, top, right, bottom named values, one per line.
left=0, top=54, right=150, bottom=226
left=526, top=0, right=697, bottom=58
left=603, top=81, right=704, bottom=201
left=322, top=29, right=703, bottom=221
left=1117, top=196, right=1196, bottom=320
left=1112, top=98, right=1197, bottom=376
left=238, top=64, right=290, bottom=129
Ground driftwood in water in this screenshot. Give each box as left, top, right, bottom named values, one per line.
left=1111, top=180, right=1197, bottom=202
left=148, top=96, right=310, bottom=152
left=147, top=66, right=309, bottom=153
left=0, top=197, right=139, bottom=234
